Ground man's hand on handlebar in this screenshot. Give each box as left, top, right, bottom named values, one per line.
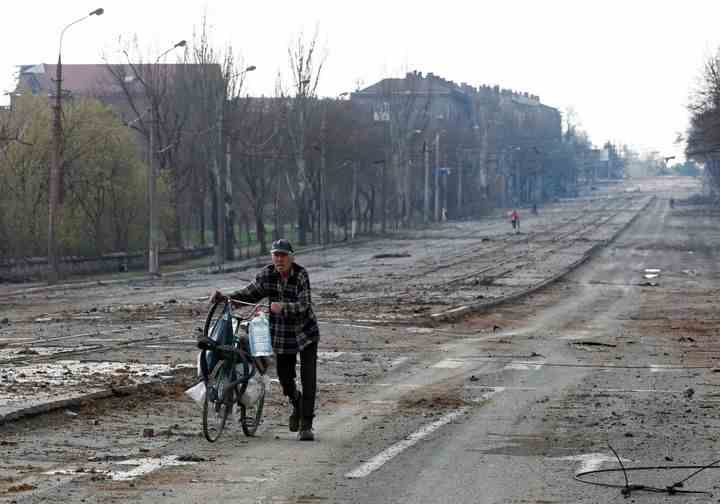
left=209, top=290, right=226, bottom=305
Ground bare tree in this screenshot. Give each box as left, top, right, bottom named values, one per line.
left=283, top=29, right=325, bottom=245
left=687, top=48, right=720, bottom=194
left=378, top=74, right=431, bottom=229
left=229, top=96, right=285, bottom=255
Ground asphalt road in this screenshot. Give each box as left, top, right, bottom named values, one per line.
left=3, top=176, right=719, bottom=503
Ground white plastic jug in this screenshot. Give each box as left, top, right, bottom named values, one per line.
left=248, top=312, right=273, bottom=356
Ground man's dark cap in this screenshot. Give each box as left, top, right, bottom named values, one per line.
left=271, top=239, right=294, bottom=255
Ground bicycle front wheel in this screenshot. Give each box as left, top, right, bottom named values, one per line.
left=240, top=381, right=265, bottom=437
left=203, top=364, right=234, bottom=442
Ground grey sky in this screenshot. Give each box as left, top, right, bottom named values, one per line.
left=4, top=0, right=720, bottom=160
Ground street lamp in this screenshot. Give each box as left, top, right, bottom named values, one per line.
left=372, top=159, right=387, bottom=233
left=215, top=64, right=256, bottom=267
left=48, top=7, right=104, bottom=283
left=146, top=39, right=185, bottom=276
left=434, top=130, right=445, bottom=222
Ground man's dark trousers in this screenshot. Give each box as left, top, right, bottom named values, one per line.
left=276, top=342, right=317, bottom=421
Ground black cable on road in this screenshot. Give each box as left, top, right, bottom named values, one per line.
left=575, top=462, right=719, bottom=497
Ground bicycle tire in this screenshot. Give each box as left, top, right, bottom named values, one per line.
left=240, top=380, right=265, bottom=437
left=202, top=363, right=234, bottom=442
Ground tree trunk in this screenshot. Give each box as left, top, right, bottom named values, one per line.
left=297, top=194, right=308, bottom=245
left=273, top=188, right=280, bottom=241
left=255, top=212, right=267, bottom=256
left=210, top=177, right=218, bottom=249
left=198, top=191, right=206, bottom=247
left=226, top=209, right=236, bottom=260
left=242, top=214, right=251, bottom=258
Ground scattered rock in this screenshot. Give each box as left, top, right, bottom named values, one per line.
left=684, top=388, right=695, bottom=399
left=0, top=317, right=9, bottom=325
left=16, top=348, right=39, bottom=355
left=469, top=375, right=480, bottom=382
left=177, top=454, right=205, bottom=462
left=372, top=253, right=411, bottom=259
left=142, top=428, right=154, bottom=438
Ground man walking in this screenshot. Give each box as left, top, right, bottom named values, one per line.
left=212, top=239, right=319, bottom=441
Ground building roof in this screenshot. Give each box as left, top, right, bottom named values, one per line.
left=15, top=63, right=221, bottom=98
left=354, top=71, right=461, bottom=97
left=353, top=70, right=545, bottom=107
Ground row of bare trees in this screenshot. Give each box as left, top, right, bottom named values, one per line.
left=687, top=47, right=720, bottom=194
left=0, top=26, right=597, bottom=267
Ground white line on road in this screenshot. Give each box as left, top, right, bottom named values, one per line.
left=389, top=356, right=409, bottom=367
left=650, top=364, right=686, bottom=373
left=503, top=360, right=545, bottom=371
left=344, top=408, right=469, bottom=479
left=318, top=351, right=346, bottom=360
left=433, top=358, right=465, bottom=369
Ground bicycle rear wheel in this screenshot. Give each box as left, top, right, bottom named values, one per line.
left=240, top=380, right=265, bottom=437
left=203, top=364, right=234, bottom=442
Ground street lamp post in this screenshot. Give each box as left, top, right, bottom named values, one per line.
left=48, top=7, right=104, bottom=283
left=215, top=65, right=255, bottom=267
left=146, top=39, right=186, bottom=276
left=434, top=131, right=441, bottom=222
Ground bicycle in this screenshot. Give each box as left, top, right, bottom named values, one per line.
left=197, top=298, right=270, bottom=442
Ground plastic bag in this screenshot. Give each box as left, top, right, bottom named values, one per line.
left=239, top=374, right=271, bottom=407
left=185, top=381, right=206, bottom=405
left=239, top=376, right=262, bottom=407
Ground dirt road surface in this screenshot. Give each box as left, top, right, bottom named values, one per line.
left=2, top=176, right=718, bottom=503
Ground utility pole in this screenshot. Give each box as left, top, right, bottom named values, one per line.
left=457, top=151, right=463, bottom=218
left=434, top=131, right=441, bottom=222
left=351, top=162, right=358, bottom=240
left=146, top=39, right=185, bottom=276
left=147, top=111, right=159, bottom=275
left=423, top=141, right=430, bottom=225
left=214, top=93, right=225, bottom=270
left=225, top=141, right=234, bottom=260
left=48, top=53, right=63, bottom=283
left=380, top=158, right=387, bottom=234
left=320, top=100, right=328, bottom=245
left=48, top=8, right=104, bottom=283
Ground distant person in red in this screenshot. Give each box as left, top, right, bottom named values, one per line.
left=510, top=209, right=520, bottom=234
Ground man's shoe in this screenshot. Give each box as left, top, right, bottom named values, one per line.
left=297, top=417, right=314, bottom=441
left=288, top=392, right=302, bottom=433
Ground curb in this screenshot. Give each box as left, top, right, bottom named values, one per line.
left=0, top=238, right=376, bottom=300
left=0, top=369, right=193, bottom=426
left=429, top=196, right=656, bottom=322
